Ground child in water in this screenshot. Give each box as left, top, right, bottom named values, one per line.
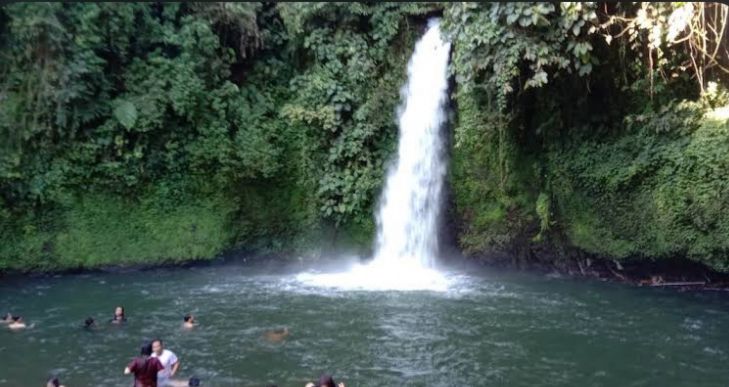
left=7, top=316, right=27, bottom=330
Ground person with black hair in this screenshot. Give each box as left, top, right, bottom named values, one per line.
left=45, top=376, right=66, bottom=387
left=83, top=317, right=96, bottom=329
left=124, top=342, right=164, bottom=387
left=7, top=315, right=26, bottom=330
left=111, top=306, right=127, bottom=324
left=182, top=314, right=197, bottom=329
left=151, top=338, right=179, bottom=386
left=305, top=374, right=345, bottom=387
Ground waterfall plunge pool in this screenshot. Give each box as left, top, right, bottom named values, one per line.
left=1, top=259, right=729, bottom=386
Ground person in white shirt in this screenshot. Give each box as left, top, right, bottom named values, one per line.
left=151, top=338, right=180, bottom=386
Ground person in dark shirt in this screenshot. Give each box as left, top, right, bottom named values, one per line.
left=111, top=306, right=127, bottom=324
left=124, top=342, right=164, bottom=387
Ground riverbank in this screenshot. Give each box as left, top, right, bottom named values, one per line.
left=468, top=244, right=729, bottom=292
left=5, top=238, right=729, bottom=295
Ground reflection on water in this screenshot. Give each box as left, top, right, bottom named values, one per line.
left=1, top=261, right=729, bottom=386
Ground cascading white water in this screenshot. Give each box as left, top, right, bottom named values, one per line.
left=372, top=18, right=451, bottom=269
left=296, top=19, right=452, bottom=291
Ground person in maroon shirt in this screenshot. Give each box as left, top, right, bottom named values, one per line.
left=124, top=342, right=164, bottom=387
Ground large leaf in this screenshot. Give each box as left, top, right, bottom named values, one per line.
left=113, top=100, right=138, bottom=130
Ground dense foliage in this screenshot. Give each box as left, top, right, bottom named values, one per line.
left=0, top=2, right=436, bottom=270
left=1, top=2, right=728, bottom=272
left=443, top=2, right=729, bottom=270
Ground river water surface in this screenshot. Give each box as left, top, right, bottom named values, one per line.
left=1, top=260, right=729, bottom=386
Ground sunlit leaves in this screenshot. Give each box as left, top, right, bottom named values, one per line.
left=443, top=2, right=599, bottom=107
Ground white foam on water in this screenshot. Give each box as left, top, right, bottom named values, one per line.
left=296, top=19, right=452, bottom=292
left=295, top=261, right=451, bottom=292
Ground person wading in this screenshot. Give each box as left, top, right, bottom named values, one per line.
left=151, top=338, right=180, bottom=387
left=124, top=342, right=164, bottom=387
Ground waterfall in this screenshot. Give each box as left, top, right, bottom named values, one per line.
left=372, top=19, right=451, bottom=269
left=296, top=19, right=452, bottom=291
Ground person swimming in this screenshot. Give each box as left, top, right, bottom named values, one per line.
left=110, top=306, right=127, bottom=324
left=263, top=327, right=289, bottom=343
left=84, top=317, right=96, bottom=329
left=182, top=314, right=197, bottom=329
left=305, top=374, right=345, bottom=387
left=7, top=316, right=26, bottom=330
left=46, top=376, right=66, bottom=387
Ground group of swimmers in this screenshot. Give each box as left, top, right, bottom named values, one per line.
left=5, top=305, right=344, bottom=387
left=79, top=306, right=197, bottom=331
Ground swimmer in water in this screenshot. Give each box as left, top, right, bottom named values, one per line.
left=182, top=314, right=197, bottom=329
left=110, top=306, right=127, bottom=324
left=263, top=327, right=289, bottom=343
left=305, top=374, right=345, bottom=387
left=124, top=342, right=163, bottom=386
left=84, top=317, right=96, bottom=329
left=7, top=316, right=26, bottom=330
left=46, top=376, right=66, bottom=387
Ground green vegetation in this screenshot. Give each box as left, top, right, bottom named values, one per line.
left=1, top=2, right=728, bottom=272
left=445, top=2, right=729, bottom=271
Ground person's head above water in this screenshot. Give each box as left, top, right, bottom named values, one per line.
left=318, top=374, right=336, bottom=387
left=184, top=314, right=194, bottom=323
left=84, top=317, right=95, bottom=328
left=46, top=376, right=60, bottom=387
left=7, top=316, right=26, bottom=329
left=151, top=338, right=164, bottom=355
left=140, top=342, right=153, bottom=357
left=188, top=377, right=201, bottom=387
left=111, top=306, right=126, bottom=323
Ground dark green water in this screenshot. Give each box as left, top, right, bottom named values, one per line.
left=1, top=260, right=729, bottom=386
